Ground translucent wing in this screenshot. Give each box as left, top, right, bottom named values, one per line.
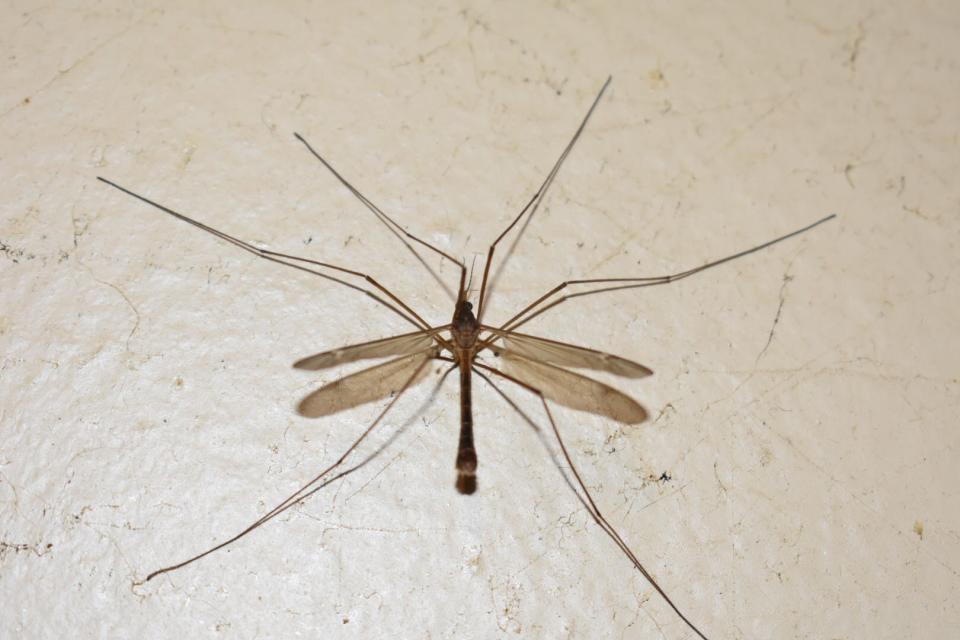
left=482, top=326, right=652, bottom=378
left=293, top=328, right=445, bottom=371
left=501, top=353, right=648, bottom=424
left=297, top=350, right=435, bottom=418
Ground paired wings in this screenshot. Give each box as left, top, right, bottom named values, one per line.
left=294, top=324, right=651, bottom=424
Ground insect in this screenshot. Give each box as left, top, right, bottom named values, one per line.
left=98, top=77, right=835, bottom=639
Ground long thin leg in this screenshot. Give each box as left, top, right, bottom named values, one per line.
left=475, top=77, right=613, bottom=322
left=472, top=361, right=711, bottom=640
left=498, top=213, right=837, bottom=333
left=144, top=355, right=443, bottom=582
left=294, top=133, right=466, bottom=303
left=97, top=177, right=446, bottom=343
left=471, top=366, right=585, bottom=504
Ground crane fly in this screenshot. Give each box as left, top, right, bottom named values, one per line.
left=97, top=77, right=835, bottom=640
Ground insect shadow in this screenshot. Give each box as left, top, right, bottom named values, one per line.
left=99, top=77, right=835, bottom=640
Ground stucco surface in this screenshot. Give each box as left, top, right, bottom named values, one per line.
left=1, top=2, right=958, bottom=639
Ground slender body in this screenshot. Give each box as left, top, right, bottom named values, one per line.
left=451, top=300, right=481, bottom=494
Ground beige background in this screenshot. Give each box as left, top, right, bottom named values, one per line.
left=1, top=1, right=958, bottom=639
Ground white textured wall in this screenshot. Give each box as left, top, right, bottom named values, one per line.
left=1, top=1, right=957, bottom=638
